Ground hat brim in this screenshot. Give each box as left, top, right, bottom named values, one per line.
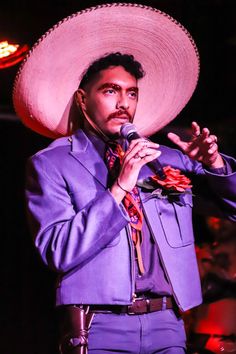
left=13, top=3, right=199, bottom=138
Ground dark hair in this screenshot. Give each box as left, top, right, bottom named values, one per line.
left=79, top=52, right=145, bottom=89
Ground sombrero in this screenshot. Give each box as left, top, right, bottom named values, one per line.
left=13, top=3, right=200, bottom=139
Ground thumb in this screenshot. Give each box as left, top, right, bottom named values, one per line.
left=167, top=132, right=182, bottom=146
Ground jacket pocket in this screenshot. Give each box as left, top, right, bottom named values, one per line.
left=154, top=193, right=194, bottom=248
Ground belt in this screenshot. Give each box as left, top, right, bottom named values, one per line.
left=89, top=296, right=174, bottom=315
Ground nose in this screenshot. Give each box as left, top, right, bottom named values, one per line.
left=116, top=93, right=129, bottom=110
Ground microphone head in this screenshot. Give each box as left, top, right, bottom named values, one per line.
left=120, top=123, right=137, bottom=139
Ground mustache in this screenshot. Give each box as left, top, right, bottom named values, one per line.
left=108, top=110, right=132, bottom=121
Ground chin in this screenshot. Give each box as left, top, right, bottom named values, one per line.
left=107, top=131, right=120, bottom=140
left=105, top=125, right=121, bottom=138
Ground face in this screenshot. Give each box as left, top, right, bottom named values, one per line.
left=77, top=65, right=139, bottom=138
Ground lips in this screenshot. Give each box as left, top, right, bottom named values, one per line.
left=111, top=117, right=130, bottom=125
left=113, top=116, right=129, bottom=120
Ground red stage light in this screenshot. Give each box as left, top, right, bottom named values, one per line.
left=0, top=41, right=29, bottom=69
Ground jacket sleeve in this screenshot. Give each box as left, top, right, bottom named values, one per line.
left=26, top=153, right=130, bottom=274
left=179, top=151, right=236, bottom=221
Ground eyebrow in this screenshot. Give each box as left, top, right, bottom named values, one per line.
left=98, top=83, right=139, bottom=93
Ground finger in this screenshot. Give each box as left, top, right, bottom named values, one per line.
left=124, top=139, right=146, bottom=159
left=191, top=121, right=201, bottom=137
left=167, top=132, right=188, bottom=150
left=132, top=154, right=142, bottom=161
left=201, top=127, right=210, bottom=139
left=125, top=138, right=144, bottom=154
left=132, top=146, right=161, bottom=162
left=208, top=143, right=218, bottom=155
left=128, top=138, right=159, bottom=151
left=205, top=135, right=218, bottom=144
left=124, top=140, right=159, bottom=161
left=136, top=150, right=162, bottom=167
left=137, top=146, right=160, bottom=158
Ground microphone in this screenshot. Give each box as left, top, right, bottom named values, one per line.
left=120, top=123, right=166, bottom=179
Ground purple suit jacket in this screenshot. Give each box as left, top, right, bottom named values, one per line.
left=26, top=129, right=236, bottom=311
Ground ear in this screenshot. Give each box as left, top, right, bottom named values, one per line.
left=76, top=89, right=87, bottom=112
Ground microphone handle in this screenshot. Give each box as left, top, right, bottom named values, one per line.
left=148, top=159, right=166, bottom=180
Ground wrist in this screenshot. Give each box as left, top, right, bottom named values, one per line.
left=110, top=180, right=126, bottom=204
left=206, top=154, right=224, bottom=169
left=116, top=178, right=129, bottom=193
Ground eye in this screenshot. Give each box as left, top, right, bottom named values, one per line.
left=128, top=91, right=138, bottom=99
left=104, top=88, right=116, bottom=95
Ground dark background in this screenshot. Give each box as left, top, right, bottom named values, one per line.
left=0, top=1, right=235, bottom=353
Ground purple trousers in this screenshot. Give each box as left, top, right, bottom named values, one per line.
left=88, top=309, right=186, bottom=353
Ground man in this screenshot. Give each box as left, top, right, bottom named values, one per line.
left=13, top=4, right=236, bottom=354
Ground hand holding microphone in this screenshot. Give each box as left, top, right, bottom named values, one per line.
left=120, top=123, right=165, bottom=179
left=110, top=123, right=163, bottom=203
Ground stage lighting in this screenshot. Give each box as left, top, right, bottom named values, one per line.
left=0, top=41, right=29, bottom=69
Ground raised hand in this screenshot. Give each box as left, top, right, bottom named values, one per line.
left=110, top=139, right=161, bottom=203
left=167, top=121, right=224, bottom=168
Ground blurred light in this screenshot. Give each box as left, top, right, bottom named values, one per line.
left=0, top=41, right=29, bottom=69
left=206, top=216, right=221, bottom=232
left=0, top=41, right=19, bottom=58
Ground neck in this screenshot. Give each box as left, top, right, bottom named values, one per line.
left=82, top=112, right=109, bottom=141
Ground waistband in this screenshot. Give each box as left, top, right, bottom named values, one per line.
left=89, top=296, right=174, bottom=315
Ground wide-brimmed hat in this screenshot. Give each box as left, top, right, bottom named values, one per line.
left=13, top=3, right=199, bottom=138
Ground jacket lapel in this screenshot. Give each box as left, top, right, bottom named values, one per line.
left=68, top=131, right=166, bottom=190
left=69, top=130, right=108, bottom=187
